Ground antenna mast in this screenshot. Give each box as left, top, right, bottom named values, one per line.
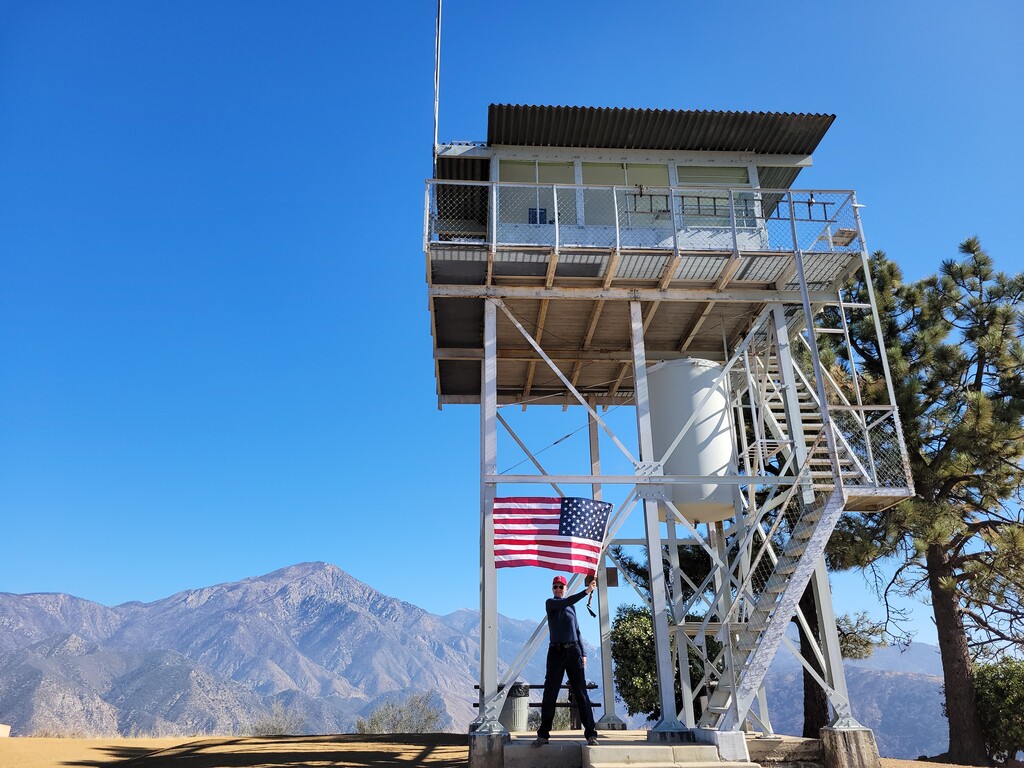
left=432, top=0, right=442, bottom=177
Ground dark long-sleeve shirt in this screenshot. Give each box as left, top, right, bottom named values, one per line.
left=545, top=589, right=587, bottom=652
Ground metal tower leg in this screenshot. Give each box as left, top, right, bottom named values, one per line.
left=666, top=516, right=696, bottom=727
left=596, top=555, right=626, bottom=730
left=474, top=298, right=504, bottom=734
left=771, top=304, right=811, bottom=501
left=630, top=301, right=686, bottom=739
left=810, top=559, right=860, bottom=726
left=590, top=401, right=626, bottom=730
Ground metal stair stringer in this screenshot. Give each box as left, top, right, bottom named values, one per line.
left=700, top=486, right=847, bottom=731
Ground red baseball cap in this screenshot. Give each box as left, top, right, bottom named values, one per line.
left=552, top=575, right=567, bottom=586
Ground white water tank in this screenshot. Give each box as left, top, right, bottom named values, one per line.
left=647, top=358, right=737, bottom=523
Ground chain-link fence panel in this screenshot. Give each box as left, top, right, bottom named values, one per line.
left=756, top=191, right=797, bottom=252
left=796, top=192, right=860, bottom=253
left=616, top=187, right=675, bottom=249
left=670, top=188, right=735, bottom=251
left=823, top=408, right=912, bottom=489
left=830, top=409, right=874, bottom=486
left=428, top=182, right=489, bottom=242
left=495, top=184, right=556, bottom=247
left=578, top=186, right=618, bottom=248
left=553, top=185, right=578, bottom=227
left=867, top=411, right=913, bottom=487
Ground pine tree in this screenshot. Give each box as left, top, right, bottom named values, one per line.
left=832, top=240, right=1024, bottom=765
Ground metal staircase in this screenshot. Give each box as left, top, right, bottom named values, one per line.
left=695, top=330, right=855, bottom=730
left=698, top=485, right=847, bottom=730
left=691, top=308, right=912, bottom=731
left=754, top=352, right=871, bottom=493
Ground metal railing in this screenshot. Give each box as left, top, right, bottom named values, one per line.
left=425, top=180, right=861, bottom=254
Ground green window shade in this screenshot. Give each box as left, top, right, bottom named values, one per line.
left=499, top=161, right=537, bottom=183
left=537, top=162, right=574, bottom=184
left=582, top=163, right=626, bottom=186
left=626, top=164, right=669, bottom=187
left=676, top=166, right=749, bottom=185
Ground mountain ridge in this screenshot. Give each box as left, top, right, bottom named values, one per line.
left=0, top=562, right=559, bottom=737
left=0, top=561, right=947, bottom=758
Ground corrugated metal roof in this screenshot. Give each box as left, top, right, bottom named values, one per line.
left=487, top=105, right=835, bottom=155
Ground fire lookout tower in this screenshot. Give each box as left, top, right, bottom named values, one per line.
left=423, top=104, right=913, bottom=763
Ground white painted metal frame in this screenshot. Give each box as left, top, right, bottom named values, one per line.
left=465, top=229, right=911, bottom=739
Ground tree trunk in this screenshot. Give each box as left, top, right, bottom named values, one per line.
left=799, top=585, right=829, bottom=737
left=926, top=543, right=989, bottom=765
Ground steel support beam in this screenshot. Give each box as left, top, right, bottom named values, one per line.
left=475, top=299, right=504, bottom=734
left=429, top=284, right=841, bottom=304
left=811, top=559, right=857, bottom=725
left=666, top=516, right=696, bottom=727
left=590, top=402, right=627, bottom=730
left=630, top=301, right=686, bottom=735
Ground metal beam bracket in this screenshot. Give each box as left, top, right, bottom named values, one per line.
left=637, top=484, right=668, bottom=501
left=634, top=461, right=664, bottom=476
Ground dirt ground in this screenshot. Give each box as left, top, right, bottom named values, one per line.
left=0, top=733, right=468, bottom=768
left=0, top=734, right=983, bottom=768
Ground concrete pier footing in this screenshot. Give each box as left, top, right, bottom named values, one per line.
left=693, top=728, right=752, bottom=762
left=820, top=727, right=882, bottom=768
left=469, top=730, right=507, bottom=768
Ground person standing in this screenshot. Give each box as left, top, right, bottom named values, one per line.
left=533, top=574, right=599, bottom=747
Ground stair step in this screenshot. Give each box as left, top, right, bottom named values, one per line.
left=673, top=746, right=724, bottom=762
left=775, top=559, right=797, bottom=575
left=585, top=761, right=757, bottom=768
left=745, top=620, right=768, bottom=634
left=582, top=743, right=728, bottom=768
left=786, top=540, right=810, bottom=558
left=582, top=744, right=674, bottom=767
left=791, top=522, right=817, bottom=540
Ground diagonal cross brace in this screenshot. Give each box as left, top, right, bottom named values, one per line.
left=493, top=298, right=638, bottom=465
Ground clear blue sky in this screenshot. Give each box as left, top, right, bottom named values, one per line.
left=1, top=1, right=1021, bottom=647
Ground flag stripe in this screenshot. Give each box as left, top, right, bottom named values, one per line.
left=493, top=561, right=598, bottom=573
left=494, top=537, right=601, bottom=552
left=492, top=496, right=610, bottom=576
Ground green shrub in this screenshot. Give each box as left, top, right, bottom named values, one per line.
left=249, top=700, right=306, bottom=737
left=355, top=691, right=445, bottom=734
left=975, top=657, right=1024, bottom=763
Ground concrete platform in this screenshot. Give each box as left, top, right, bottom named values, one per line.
left=504, top=731, right=781, bottom=768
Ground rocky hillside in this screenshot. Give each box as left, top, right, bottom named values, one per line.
left=0, top=562, right=949, bottom=758
left=0, top=562, right=567, bottom=736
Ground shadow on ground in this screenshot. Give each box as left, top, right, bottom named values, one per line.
left=62, top=734, right=469, bottom=767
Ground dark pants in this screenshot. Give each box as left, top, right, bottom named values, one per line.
left=537, top=642, right=597, bottom=740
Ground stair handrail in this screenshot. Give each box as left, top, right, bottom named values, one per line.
left=688, top=458, right=801, bottom=645
left=703, top=432, right=826, bottom=643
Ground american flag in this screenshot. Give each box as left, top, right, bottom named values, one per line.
left=493, top=496, right=611, bottom=575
